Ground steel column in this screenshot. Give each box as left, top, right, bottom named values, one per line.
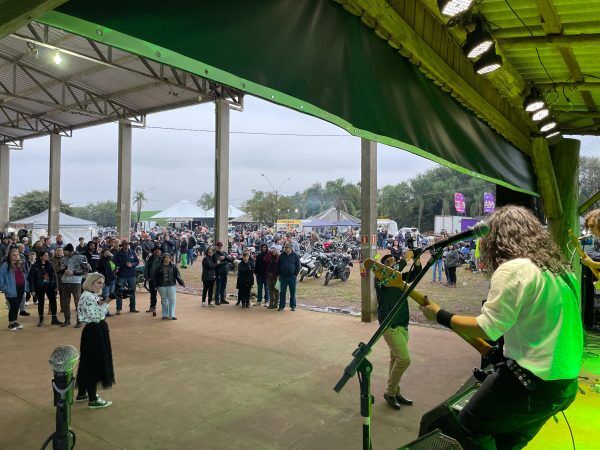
left=116, top=120, right=132, bottom=238
left=214, top=99, right=230, bottom=245
left=48, top=134, right=61, bottom=236
left=360, top=139, right=378, bottom=323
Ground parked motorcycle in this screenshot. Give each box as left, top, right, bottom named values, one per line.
left=324, top=253, right=353, bottom=285
left=299, top=252, right=324, bottom=281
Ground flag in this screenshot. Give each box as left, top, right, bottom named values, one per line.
left=454, top=193, right=466, bottom=214
left=483, top=192, right=495, bottom=214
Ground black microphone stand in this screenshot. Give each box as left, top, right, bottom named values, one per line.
left=334, top=248, right=443, bottom=450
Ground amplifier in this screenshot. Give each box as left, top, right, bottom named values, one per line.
left=399, top=429, right=463, bottom=450
left=418, top=375, right=480, bottom=450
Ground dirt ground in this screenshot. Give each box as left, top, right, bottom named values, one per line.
left=179, top=252, right=490, bottom=323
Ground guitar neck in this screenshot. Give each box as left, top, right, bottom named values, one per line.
left=568, top=230, right=600, bottom=279
left=364, top=258, right=493, bottom=357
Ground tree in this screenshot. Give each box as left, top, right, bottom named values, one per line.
left=197, top=192, right=215, bottom=210
left=133, top=191, right=147, bottom=225
left=71, top=201, right=117, bottom=227
left=243, top=190, right=295, bottom=225
left=9, top=190, right=72, bottom=220
left=580, top=156, right=600, bottom=209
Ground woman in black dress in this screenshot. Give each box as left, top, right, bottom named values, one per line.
left=75, top=272, right=115, bottom=409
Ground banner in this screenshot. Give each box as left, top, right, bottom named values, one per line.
left=454, top=193, right=466, bottom=214
left=483, top=192, right=496, bottom=214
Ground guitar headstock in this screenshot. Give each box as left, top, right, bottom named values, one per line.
left=364, top=258, right=401, bottom=285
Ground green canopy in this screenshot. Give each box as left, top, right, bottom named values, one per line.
left=41, top=0, right=537, bottom=194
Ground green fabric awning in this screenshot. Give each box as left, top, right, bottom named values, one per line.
left=41, top=0, right=537, bottom=194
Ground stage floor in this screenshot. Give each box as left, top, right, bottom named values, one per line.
left=0, top=291, right=596, bottom=449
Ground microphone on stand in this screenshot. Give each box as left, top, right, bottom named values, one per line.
left=43, top=345, right=80, bottom=450
left=418, top=221, right=490, bottom=255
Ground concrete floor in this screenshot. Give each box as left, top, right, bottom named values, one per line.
left=3, top=291, right=595, bottom=449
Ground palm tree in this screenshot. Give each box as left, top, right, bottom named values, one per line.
left=133, top=191, right=147, bottom=228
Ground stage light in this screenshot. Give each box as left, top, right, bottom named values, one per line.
left=53, top=52, right=62, bottom=65
left=473, top=52, right=503, bottom=75
left=539, top=119, right=557, bottom=133
left=438, top=0, right=475, bottom=17
left=524, top=87, right=545, bottom=112
left=531, top=108, right=549, bottom=122
left=462, top=19, right=494, bottom=59
left=545, top=131, right=561, bottom=139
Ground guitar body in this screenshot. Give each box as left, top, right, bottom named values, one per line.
left=567, top=229, right=600, bottom=289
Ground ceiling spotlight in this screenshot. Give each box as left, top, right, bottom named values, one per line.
left=462, top=19, right=494, bottom=59
left=523, top=87, right=545, bottom=112
left=545, top=131, right=561, bottom=139
left=473, top=52, right=503, bottom=75
left=540, top=119, right=557, bottom=133
left=531, top=108, right=549, bottom=122
left=53, top=52, right=62, bottom=65
left=438, top=0, right=475, bottom=17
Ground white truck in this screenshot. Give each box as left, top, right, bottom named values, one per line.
left=434, top=215, right=472, bottom=235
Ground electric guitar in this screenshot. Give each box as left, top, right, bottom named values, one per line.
left=568, top=229, right=600, bottom=289
left=364, top=257, right=499, bottom=363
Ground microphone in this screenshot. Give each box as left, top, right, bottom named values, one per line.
left=46, top=345, right=79, bottom=450
left=421, top=221, right=490, bottom=253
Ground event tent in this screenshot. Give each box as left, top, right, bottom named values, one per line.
left=229, top=212, right=253, bottom=224
left=150, top=200, right=209, bottom=221
left=205, top=205, right=245, bottom=219
left=7, top=210, right=97, bottom=243
left=303, top=207, right=360, bottom=229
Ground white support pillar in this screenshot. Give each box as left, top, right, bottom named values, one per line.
left=360, top=138, right=377, bottom=323
left=116, top=120, right=132, bottom=238
left=48, top=134, right=61, bottom=237
left=214, top=99, right=230, bottom=245
left=0, top=144, right=10, bottom=230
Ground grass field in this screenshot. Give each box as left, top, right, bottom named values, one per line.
left=179, top=252, right=490, bottom=324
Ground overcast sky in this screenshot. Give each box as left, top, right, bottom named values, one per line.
left=7, top=95, right=600, bottom=210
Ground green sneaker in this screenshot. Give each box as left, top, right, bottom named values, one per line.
left=88, top=397, right=112, bottom=409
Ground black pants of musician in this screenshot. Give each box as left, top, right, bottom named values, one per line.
left=36, top=286, right=58, bottom=320
left=202, top=279, right=215, bottom=303
left=458, top=365, right=577, bottom=450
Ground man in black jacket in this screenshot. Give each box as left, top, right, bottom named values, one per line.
left=277, top=243, right=300, bottom=311
left=375, top=254, right=419, bottom=410
left=254, top=244, right=269, bottom=305
left=212, top=241, right=232, bottom=305
left=144, top=246, right=162, bottom=315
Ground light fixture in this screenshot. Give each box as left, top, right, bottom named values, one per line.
left=438, top=0, right=475, bottom=17
left=545, top=131, right=561, bottom=139
left=473, top=52, right=503, bottom=75
left=531, top=108, right=549, bottom=122
left=523, top=87, right=545, bottom=112
left=53, top=52, right=62, bottom=65
left=462, top=19, right=494, bottom=59
left=539, top=119, right=557, bottom=133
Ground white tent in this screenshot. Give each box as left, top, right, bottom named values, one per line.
left=150, top=200, right=209, bottom=221
left=205, top=205, right=245, bottom=219
left=7, top=210, right=98, bottom=244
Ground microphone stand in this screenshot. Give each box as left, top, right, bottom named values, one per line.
left=333, top=248, right=443, bottom=450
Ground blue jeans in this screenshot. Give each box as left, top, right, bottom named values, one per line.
left=187, top=249, right=195, bottom=265
left=215, top=272, right=227, bottom=302
left=102, top=280, right=116, bottom=298
left=256, top=274, right=269, bottom=302
left=431, top=259, right=443, bottom=282
left=116, top=277, right=136, bottom=311
left=157, top=285, right=177, bottom=318
left=279, top=275, right=297, bottom=309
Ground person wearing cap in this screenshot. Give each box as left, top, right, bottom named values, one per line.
left=144, top=246, right=163, bottom=315
left=113, top=240, right=140, bottom=314
left=212, top=241, right=232, bottom=305
left=277, top=243, right=300, bottom=311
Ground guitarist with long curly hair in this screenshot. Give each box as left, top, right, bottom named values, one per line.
left=419, top=205, right=583, bottom=449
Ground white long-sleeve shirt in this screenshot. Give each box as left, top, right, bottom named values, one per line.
left=476, top=258, right=583, bottom=380
left=77, top=290, right=109, bottom=324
